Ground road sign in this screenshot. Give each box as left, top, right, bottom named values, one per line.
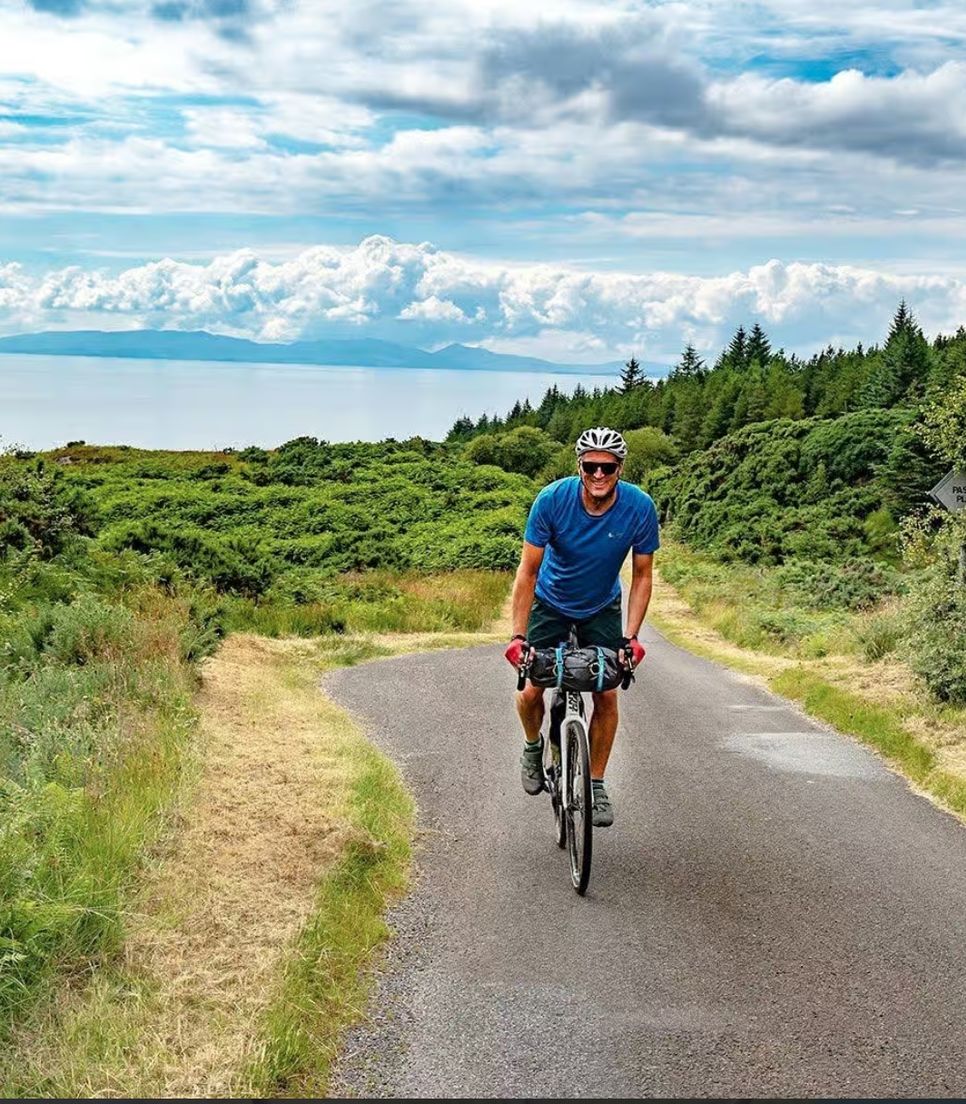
left=929, top=470, right=966, bottom=513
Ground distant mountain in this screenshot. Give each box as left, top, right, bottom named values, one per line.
left=0, top=329, right=626, bottom=376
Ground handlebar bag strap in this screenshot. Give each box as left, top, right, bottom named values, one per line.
left=555, top=644, right=565, bottom=689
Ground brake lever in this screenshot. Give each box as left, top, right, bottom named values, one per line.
left=516, top=656, right=530, bottom=691
left=620, top=644, right=635, bottom=690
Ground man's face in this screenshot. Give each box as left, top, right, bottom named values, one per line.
left=578, top=449, right=622, bottom=501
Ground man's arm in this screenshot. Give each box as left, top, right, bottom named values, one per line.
left=511, top=540, right=545, bottom=637
left=624, top=551, right=654, bottom=639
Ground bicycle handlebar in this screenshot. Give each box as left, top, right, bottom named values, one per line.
left=516, top=644, right=637, bottom=691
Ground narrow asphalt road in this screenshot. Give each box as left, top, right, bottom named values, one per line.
left=325, top=627, right=966, bottom=1098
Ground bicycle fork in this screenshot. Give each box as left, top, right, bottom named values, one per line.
left=560, top=690, right=584, bottom=813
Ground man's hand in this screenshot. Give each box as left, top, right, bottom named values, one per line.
left=620, top=635, right=646, bottom=668
left=504, top=635, right=530, bottom=668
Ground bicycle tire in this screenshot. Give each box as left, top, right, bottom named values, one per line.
left=564, top=716, right=593, bottom=894
left=546, top=692, right=566, bottom=848
left=544, top=736, right=566, bottom=849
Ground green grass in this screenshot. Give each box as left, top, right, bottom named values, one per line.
left=224, top=569, right=510, bottom=638
left=658, top=539, right=906, bottom=662
left=0, top=579, right=199, bottom=1039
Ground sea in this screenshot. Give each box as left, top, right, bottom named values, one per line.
left=0, top=353, right=617, bottom=451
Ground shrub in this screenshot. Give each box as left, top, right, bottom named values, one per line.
left=42, top=595, right=138, bottom=666
left=774, top=559, right=903, bottom=611
left=852, top=606, right=907, bottom=661
left=907, top=565, right=966, bottom=703
left=465, top=426, right=559, bottom=477
left=622, top=427, right=680, bottom=484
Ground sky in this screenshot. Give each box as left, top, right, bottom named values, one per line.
left=2, top=0, right=966, bottom=366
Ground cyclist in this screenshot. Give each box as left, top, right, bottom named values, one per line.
left=503, top=426, right=659, bottom=827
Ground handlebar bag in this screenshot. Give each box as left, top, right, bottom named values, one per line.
left=528, top=645, right=623, bottom=692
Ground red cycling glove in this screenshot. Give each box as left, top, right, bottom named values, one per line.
left=504, top=635, right=529, bottom=668
left=622, top=636, right=646, bottom=667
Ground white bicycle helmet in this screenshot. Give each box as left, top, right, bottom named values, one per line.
left=574, top=426, right=627, bottom=460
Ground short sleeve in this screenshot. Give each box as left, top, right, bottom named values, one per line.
left=524, top=490, right=553, bottom=547
left=632, top=497, right=660, bottom=554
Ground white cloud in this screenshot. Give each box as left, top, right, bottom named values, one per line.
left=398, top=295, right=469, bottom=323
left=182, top=108, right=266, bottom=149
left=2, top=235, right=964, bottom=361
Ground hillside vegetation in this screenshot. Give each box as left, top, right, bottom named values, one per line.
left=2, top=300, right=964, bottom=1055
left=0, top=440, right=519, bottom=1037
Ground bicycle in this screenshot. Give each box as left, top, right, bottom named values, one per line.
left=517, top=629, right=634, bottom=895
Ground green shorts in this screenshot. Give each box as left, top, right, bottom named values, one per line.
left=526, top=595, right=623, bottom=650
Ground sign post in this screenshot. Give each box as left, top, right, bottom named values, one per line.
left=929, top=470, right=966, bottom=585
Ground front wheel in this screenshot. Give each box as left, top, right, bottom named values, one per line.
left=564, top=717, right=592, bottom=894
left=544, top=736, right=566, bottom=849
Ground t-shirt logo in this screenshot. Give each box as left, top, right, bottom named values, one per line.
left=608, top=530, right=623, bottom=539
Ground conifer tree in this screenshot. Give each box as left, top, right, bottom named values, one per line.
left=724, top=325, right=748, bottom=371
left=746, top=322, right=772, bottom=367
left=860, top=301, right=932, bottom=408
left=671, top=342, right=706, bottom=378
left=446, top=415, right=475, bottom=441
left=619, top=355, right=645, bottom=393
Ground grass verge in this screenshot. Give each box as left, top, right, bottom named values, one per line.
left=0, top=633, right=424, bottom=1098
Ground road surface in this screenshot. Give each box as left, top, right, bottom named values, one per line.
left=326, top=627, right=966, bottom=1098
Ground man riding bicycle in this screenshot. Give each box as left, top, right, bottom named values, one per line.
left=504, top=426, right=660, bottom=828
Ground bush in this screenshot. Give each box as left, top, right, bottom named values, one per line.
left=774, top=559, right=903, bottom=611
left=907, top=565, right=966, bottom=703
left=622, top=427, right=680, bottom=484
left=0, top=461, right=96, bottom=560
left=465, top=426, right=560, bottom=478
left=43, top=595, right=138, bottom=666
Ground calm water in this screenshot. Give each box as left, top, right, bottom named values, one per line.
left=0, top=353, right=614, bottom=450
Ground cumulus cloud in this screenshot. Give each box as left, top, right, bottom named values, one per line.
left=2, top=235, right=964, bottom=362
left=709, top=63, right=966, bottom=164
left=398, top=295, right=470, bottom=323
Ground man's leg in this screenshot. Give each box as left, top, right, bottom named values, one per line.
left=588, top=688, right=618, bottom=780
left=577, top=598, right=624, bottom=828
left=577, top=597, right=624, bottom=781
left=517, top=684, right=546, bottom=795
left=516, top=682, right=546, bottom=744
left=516, top=597, right=564, bottom=795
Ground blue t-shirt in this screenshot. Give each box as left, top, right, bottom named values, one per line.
left=524, top=477, right=660, bottom=620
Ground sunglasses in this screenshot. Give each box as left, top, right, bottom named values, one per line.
left=580, top=460, right=620, bottom=476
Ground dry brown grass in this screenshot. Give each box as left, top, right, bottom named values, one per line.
left=368, top=585, right=513, bottom=652
left=11, top=634, right=362, bottom=1099
left=121, top=634, right=351, bottom=1096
